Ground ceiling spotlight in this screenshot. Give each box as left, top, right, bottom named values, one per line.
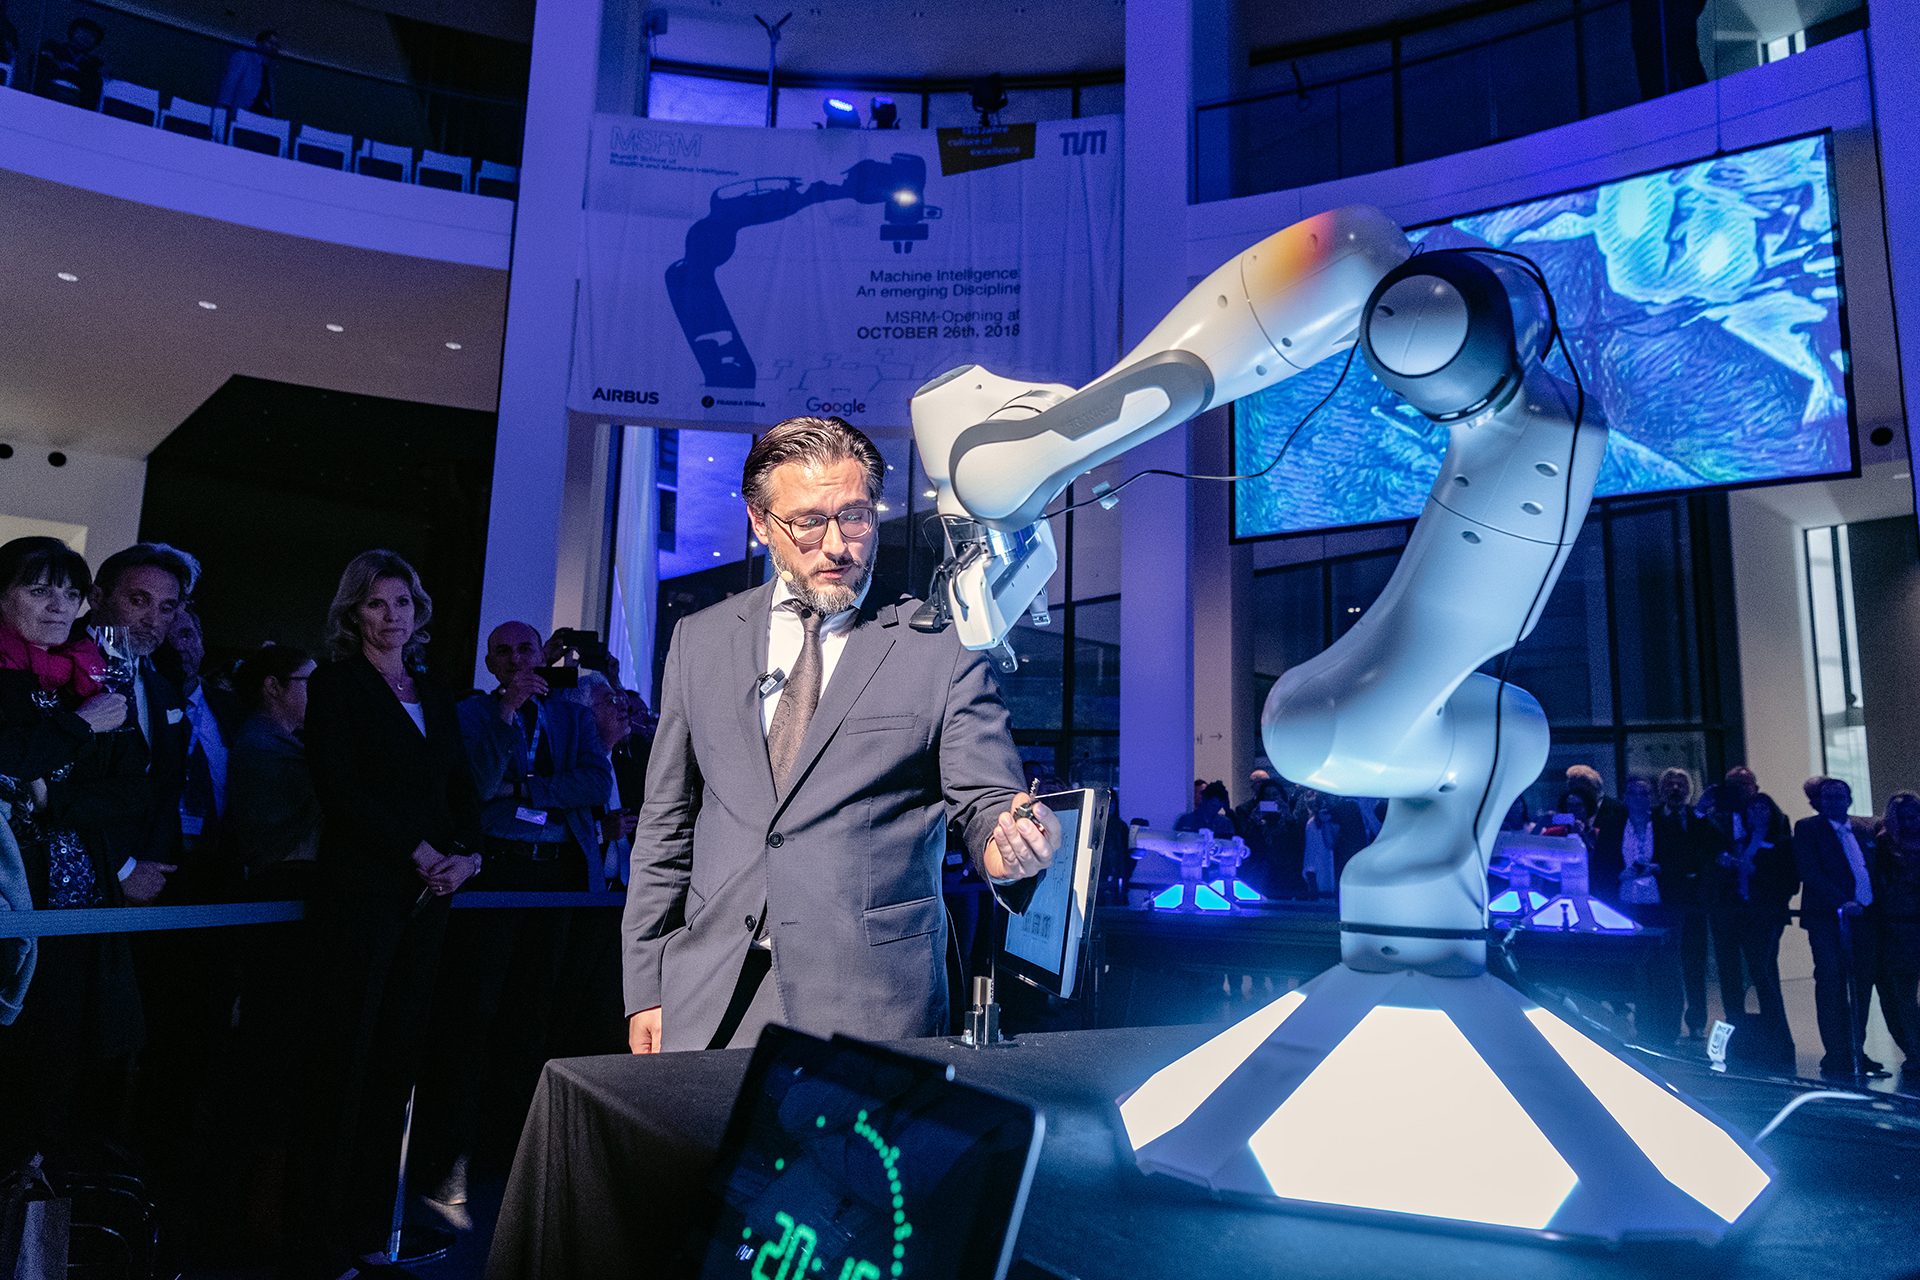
left=870, top=96, right=899, bottom=129
left=197, top=300, right=219, bottom=310
left=445, top=341, right=463, bottom=350
left=822, top=96, right=861, bottom=129
left=885, top=464, right=895, bottom=471
left=55, top=271, right=78, bottom=283
left=712, top=550, right=723, bottom=557
left=707, top=456, right=715, bottom=462
left=922, top=489, right=937, bottom=499
left=876, top=502, right=890, bottom=513
left=325, top=323, right=345, bottom=333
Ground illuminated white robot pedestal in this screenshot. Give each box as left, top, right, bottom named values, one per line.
left=910, top=207, right=1775, bottom=1242
left=1117, top=966, right=1772, bottom=1240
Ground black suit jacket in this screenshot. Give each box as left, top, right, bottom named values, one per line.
left=305, top=655, right=482, bottom=899
left=1792, top=814, right=1877, bottom=928
left=1591, top=809, right=1713, bottom=908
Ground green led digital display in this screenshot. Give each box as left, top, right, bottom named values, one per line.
left=742, top=1111, right=910, bottom=1280
left=697, top=1029, right=1040, bottom=1280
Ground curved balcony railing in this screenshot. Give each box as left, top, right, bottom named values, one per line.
left=1194, top=0, right=1869, bottom=203
left=1, top=0, right=527, bottom=191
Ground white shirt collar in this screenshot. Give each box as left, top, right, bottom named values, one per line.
left=769, top=574, right=869, bottom=626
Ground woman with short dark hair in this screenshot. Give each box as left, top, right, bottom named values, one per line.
left=293, top=550, right=482, bottom=1272
left=0, top=536, right=146, bottom=1168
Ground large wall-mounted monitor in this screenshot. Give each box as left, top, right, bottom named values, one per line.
left=1232, top=132, right=1855, bottom=540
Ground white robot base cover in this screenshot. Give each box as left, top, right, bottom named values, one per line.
left=908, top=205, right=1773, bottom=1241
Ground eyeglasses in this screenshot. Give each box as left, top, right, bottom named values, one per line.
left=761, top=505, right=877, bottom=550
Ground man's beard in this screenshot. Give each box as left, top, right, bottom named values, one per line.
left=767, top=540, right=872, bottom=614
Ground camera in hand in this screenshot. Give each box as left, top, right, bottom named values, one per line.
left=550, top=628, right=611, bottom=673
left=540, top=665, right=581, bottom=690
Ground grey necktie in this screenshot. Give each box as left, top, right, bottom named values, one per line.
left=766, top=602, right=824, bottom=792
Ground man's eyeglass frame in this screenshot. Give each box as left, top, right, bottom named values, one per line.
left=759, top=505, right=878, bottom=550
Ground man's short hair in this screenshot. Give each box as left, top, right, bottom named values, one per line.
left=1656, top=766, right=1694, bottom=796
left=741, top=416, right=884, bottom=513
left=1803, top=775, right=1832, bottom=806
left=96, top=542, right=200, bottom=598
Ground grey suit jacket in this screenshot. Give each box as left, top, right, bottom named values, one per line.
left=621, top=582, right=1023, bottom=1050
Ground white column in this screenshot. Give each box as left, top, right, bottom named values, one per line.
left=1868, top=8, right=1920, bottom=521
left=1118, top=0, right=1199, bottom=826
left=473, top=0, right=604, bottom=684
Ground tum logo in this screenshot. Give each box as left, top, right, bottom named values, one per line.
left=1061, top=130, right=1108, bottom=157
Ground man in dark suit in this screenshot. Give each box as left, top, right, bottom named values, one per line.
left=622, top=416, right=1058, bottom=1053
left=74, top=543, right=197, bottom=903
left=1794, top=777, right=1885, bottom=1079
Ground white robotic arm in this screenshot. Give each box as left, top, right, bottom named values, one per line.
left=921, top=210, right=1783, bottom=1244
left=910, top=205, right=1609, bottom=967
left=908, top=205, right=1411, bottom=665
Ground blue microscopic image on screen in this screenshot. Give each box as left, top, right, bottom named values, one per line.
left=1234, top=133, right=1853, bottom=538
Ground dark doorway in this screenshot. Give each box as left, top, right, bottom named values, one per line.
left=139, top=375, right=497, bottom=690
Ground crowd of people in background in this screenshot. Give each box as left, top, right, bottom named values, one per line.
left=1175, top=757, right=1920, bottom=1086
left=0, top=528, right=1917, bottom=1268
left=0, top=537, right=654, bottom=1274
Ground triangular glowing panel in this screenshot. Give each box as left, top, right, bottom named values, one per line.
left=1489, top=889, right=1549, bottom=914
left=1524, top=1008, right=1769, bottom=1223
left=1247, top=1007, right=1578, bottom=1229
left=1118, top=990, right=1306, bottom=1150
left=1207, top=878, right=1266, bottom=902
left=1585, top=898, right=1638, bottom=931
left=1121, top=966, right=1773, bottom=1242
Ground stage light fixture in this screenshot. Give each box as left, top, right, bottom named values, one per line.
left=445, top=341, right=463, bottom=350
left=325, top=323, right=345, bottom=333
left=56, top=271, right=78, bottom=282
left=197, top=300, right=218, bottom=310
left=822, top=97, right=861, bottom=129
left=870, top=96, right=899, bottom=129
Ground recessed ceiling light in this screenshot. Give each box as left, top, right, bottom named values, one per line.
left=886, top=464, right=895, bottom=471
left=197, top=300, right=218, bottom=310
left=55, top=271, right=78, bottom=283
left=876, top=502, right=890, bottom=512
left=325, top=323, right=345, bottom=333
left=444, top=341, right=463, bottom=350
left=712, top=550, right=722, bottom=557
left=706, top=455, right=715, bottom=462
left=922, top=489, right=937, bottom=499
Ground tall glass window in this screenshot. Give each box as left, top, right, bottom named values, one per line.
left=1247, top=493, right=1742, bottom=818
left=1804, top=524, right=1870, bottom=800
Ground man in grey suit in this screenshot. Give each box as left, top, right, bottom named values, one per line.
left=622, top=416, right=1059, bottom=1053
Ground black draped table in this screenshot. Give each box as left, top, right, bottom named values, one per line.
left=488, top=1021, right=1920, bottom=1280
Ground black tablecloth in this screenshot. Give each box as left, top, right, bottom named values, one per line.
left=489, top=1021, right=1920, bottom=1280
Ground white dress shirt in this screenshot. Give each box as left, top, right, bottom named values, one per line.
left=1832, top=818, right=1874, bottom=907
left=759, top=577, right=869, bottom=735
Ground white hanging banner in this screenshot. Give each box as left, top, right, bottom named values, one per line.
left=570, top=115, right=1123, bottom=430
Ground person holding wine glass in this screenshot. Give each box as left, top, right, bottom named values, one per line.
left=79, top=543, right=198, bottom=896
left=0, top=536, right=151, bottom=1170
left=293, top=550, right=482, bottom=1275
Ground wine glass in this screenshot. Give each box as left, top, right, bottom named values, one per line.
left=93, top=625, right=139, bottom=732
